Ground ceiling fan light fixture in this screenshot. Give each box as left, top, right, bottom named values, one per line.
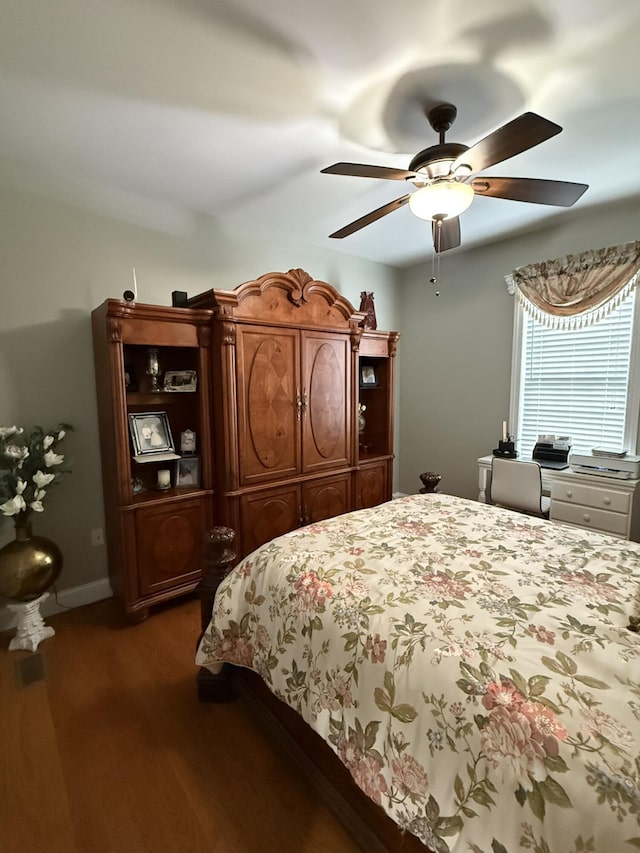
left=408, top=180, right=474, bottom=221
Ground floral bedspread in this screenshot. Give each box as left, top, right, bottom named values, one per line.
left=196, top=493, right=640, bottom=852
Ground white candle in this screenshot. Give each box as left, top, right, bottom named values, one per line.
left=502, top=420, right=507, bottom=442
left=132, top=267, right=138, bottom=300
left=157, top=469, right=170, bottom=488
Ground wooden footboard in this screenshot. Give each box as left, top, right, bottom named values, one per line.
left=197, top=526, right=430, bottom=853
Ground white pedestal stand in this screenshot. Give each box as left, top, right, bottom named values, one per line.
left=7, top=592, right=55, bottom=652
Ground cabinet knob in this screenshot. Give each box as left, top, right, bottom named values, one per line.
left=604, top=497, right=611, bottom=505
left=566, top=490, right=573, bottom=498
left=583, top=513, right=591, bottom=523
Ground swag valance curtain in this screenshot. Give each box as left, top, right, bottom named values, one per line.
left=505, top=240, right=640, bottom=328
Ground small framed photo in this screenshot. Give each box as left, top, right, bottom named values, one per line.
left=360, top=364, right=378, bottom=387
left=128, top=411, right=175, bottom=456
left=163, top=370, right=197, bottom=392
left=175, top=455, right=200, bottom=487
left=124, top=363, right=138, bottom=392
left=180, top=429, right=196, bottom=454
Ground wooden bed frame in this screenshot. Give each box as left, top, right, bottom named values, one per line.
left=197, top=526, right=429, bottom=853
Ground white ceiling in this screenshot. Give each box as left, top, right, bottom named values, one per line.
left=1, top=0, right=640, bottom=268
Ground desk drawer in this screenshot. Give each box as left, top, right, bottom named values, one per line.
left=550, top=501, right=628, bottom=537
left=550, top=481, right=630, bottom=513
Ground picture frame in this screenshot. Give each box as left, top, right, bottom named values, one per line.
left=124, top=363, right=138, bottom=392
left=128, top=411, right=175, bottom=457
left=180, top=429, right=196, bottom=454
left=175, top=455, right=200, bottom=488
left=360, top=364, right=378, bottom=387
left=163, top=369, right=197, bottom=392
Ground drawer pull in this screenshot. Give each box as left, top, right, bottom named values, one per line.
left=583, top=513, right=591, bottom=523
left=604, top=497, right=611, bottom=505
left=566, top=490, right=573, bottom=498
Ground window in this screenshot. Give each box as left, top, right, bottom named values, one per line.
left=510, top=289, right=640, bottom=456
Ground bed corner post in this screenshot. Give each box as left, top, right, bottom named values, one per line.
left=196, top=525, right=237, bottom=702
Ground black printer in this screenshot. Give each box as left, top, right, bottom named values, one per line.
left=532, top=436, right=571, bottom=470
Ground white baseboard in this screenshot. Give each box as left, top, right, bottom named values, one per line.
left=392, top=491, right=409, bottom=499
left=0, top=577, right=113, bottom=634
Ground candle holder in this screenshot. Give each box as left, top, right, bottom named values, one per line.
left=146, top=347, right=160, bottom=392
left=493, top=439, right=518, bottom=458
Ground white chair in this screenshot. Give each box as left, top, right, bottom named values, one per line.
left=490, top=457, right=551, bottom=519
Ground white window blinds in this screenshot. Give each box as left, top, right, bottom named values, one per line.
left=517, top=293, right=635, bottom=456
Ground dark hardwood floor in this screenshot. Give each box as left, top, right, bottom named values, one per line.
left=0, top=596, right=361, bottom=853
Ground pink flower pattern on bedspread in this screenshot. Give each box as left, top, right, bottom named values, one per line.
left=196, top=493, right=640, bottom=852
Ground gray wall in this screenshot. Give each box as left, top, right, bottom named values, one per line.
left=0, top=183, right=401, bottom=596
left=396, top=195, right=640, bottom=500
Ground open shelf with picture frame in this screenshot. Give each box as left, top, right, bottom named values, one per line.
left=355, top=329, right=400, bottom=509
left=91, top=300, right=215, bottom=622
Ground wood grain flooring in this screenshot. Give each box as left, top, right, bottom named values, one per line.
left=0, top=596, right=361, bottom=853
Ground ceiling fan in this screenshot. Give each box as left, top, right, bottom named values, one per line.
left=321, top=103, right=588, bottom=253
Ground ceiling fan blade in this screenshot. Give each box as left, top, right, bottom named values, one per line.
left=328, top=195, right=411, bottom=238
left=432, top=217, right=461, bottom=253
left=321, top=162, right=417, bottom=181
left=452, top=113, right=562, bottom=176
left=329, top=195, right=412, bottom=239
left=471, top=176, right=589, bottom=207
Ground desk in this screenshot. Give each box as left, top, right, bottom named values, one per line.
left=477, top=455, right=640, bottom=541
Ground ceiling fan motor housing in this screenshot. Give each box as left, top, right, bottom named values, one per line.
left=409, top=142, right=470, bottom=182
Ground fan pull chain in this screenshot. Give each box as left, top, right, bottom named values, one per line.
left=430, top=220, right=441, bottom=296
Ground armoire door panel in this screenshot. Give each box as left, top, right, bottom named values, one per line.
left=303, top=474, right=351, bottom=524
left=240, top=484, right=301, bottom=556
left=135, top=498, right=205, bottom=596
left=237, top=327, right=301, bottom=485
left=355, top=462, right=388, bottom=510
left=302, top=333, right=351, bottom=474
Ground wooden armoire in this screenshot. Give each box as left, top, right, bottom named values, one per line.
left=188, top=268, right=399, bottom=559
left=92, top=268, right=399, bottom=618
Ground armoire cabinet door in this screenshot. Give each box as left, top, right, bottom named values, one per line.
left=135, top=498, right=206, bottom=596
left=303, top=473, right=351, bottom=524
left=355, top=461, right=389, bottom=510
left=240, top=484, right=301, bottom=556
left=237, top=326, right=301, bottom=485
left=302, top=332, right=351, bottom=474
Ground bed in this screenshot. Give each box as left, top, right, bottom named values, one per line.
left=196, top=493, right=640, bottom=852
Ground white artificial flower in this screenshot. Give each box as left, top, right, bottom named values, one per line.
left=43, top=434, right=55, bottom=450
left=4, top=447, right=29, bottom=469
left=15, top=478, right=27, bottom=495
left=0, top=426, right=20, bottom=438
left=58, top=429, right=66, bottom=441
left=4, top=444, right=29, bottom=463
left=35, top=488, right=46, bottom=500
left=30, top=500, right=44, bottom=512
left=44, top=450, right=64, bottom=467
left=0, top=494, right=27, bottom=516
left=33, top=470, right=55, bottom=488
